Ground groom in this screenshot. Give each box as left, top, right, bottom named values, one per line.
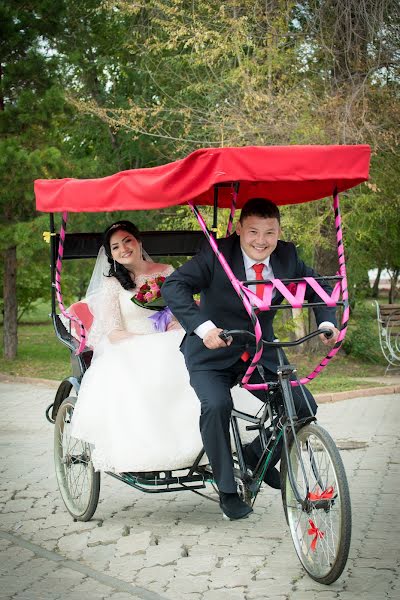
left=162, top=198, right=339, bottom=520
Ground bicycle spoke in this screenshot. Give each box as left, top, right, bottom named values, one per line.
left=54, top=398, right=100, bottom=521
left=282, top=423, right=351, bottom=585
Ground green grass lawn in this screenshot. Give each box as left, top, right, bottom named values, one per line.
left=0, top=311, right=388, bottom=392
left=0, top=322, right=71, bottom=380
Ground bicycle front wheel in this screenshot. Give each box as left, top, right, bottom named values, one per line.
left=54, top=397, right=100, bottom=521
left=281, top=422, right=351, bottom=585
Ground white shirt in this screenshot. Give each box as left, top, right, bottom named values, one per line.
left=194, top=248, right=334, bottom=338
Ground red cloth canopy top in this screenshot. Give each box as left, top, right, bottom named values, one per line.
left=34, top=145, right=371, bottom=213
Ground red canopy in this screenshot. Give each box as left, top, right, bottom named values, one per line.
left=35, top=145, right=370, bottom=212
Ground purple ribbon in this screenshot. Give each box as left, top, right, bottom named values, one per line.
left=148, top=306, right=173, bottom=332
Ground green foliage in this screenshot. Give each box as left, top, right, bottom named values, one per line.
left=1, top=0, right=399, bottom=345
left=342, top=301, right=384, bottom=364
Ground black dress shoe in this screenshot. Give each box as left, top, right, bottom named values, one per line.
left=243, top=444, right=281, bottom=490
left=219, top=492, right=253, bottom=520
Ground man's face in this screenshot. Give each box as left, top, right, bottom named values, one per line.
left=236, top=215, right=281, bottom=262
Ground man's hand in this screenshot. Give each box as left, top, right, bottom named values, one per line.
left=203, top=327, right=232, bottom=350
left=319, top=326, right=340, bottom=347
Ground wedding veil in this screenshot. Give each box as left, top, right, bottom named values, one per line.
left=84, top=244, right=153, bottom=348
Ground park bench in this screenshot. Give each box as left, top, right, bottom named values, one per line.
left=375, top=302, right=400, bottom=373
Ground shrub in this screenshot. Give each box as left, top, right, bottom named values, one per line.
left=342, top=301, right=384, bottom=363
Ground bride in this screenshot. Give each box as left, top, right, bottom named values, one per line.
left=71, top=220, right=259, bottom=473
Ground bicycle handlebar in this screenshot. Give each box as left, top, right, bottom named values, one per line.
left=219, top=327, right=333, bottom=348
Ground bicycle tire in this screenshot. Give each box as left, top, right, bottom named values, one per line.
left=281, top=422, right=351, bottom=585
left=54, top=397, right=100, bottom=521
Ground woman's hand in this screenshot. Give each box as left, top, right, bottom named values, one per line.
left=166, top=317, right=182, bottom=331
left=108, top=329, right=136, bottom=343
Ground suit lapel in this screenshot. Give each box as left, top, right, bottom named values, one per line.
left=230, top=234, right=246, bottom=282
left=270, top=248, right=284, bottom=301
left=270, top=250, right=283, bottom=280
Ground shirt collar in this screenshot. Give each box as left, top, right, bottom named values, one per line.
left=241, top=248, right=271, bottom=271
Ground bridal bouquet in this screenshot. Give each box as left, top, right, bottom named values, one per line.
left=131, top=275, right=173, bottom=332
left=131, top=275, right=167, bottom=311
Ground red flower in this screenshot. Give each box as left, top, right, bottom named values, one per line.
left=131, top=276, right=167, bottom=311
left=286, top=282, right=297, bottom=295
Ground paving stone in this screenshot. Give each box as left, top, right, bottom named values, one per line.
left=87, top=524, right=129, bottom=547
left=144, top=541, right=185, bottom=566
left=176, top=554, right=218, bottom=575
left=113, top=529, right=156, bottom=556
left=167, top=574, right=210, bottom=594
left=81, top=544, right=114, bottom=570
left=135, top=564, right=176, bottom=586
left=107, top=555, right=146, bottom=578
left=1, top=382, right=400, bottom=600
left=287, top=593, right=336, bottom=600
left=57, top=531, right=90, bottom=555
left=70, top=578, right=115, bottom=597
left=108, top=594, right=145, bottom=600
left=208, top=567, right=254, bottom=589
left=39, top=512, right=79, bottom=529
left=165, top=592, right=202, bottom=600
left=203, top=588, right=247, bottom=600
left=1, top=498, right=33, bottom=513
left=221, top=555, right=264, bottom=568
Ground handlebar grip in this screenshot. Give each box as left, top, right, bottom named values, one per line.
left=321, top=328, right=334, bottom=339
left=219, top=330, right=231, bottom=343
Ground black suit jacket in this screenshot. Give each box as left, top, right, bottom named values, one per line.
left=162, top=234, right=337, bottom=373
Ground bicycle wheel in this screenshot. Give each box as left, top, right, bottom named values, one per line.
left=281, top=422, right=351, bottom=585
left=54, top=397, right=100, bottom=521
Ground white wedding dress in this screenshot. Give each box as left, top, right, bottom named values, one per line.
left=71, top=268, right=261, bottom=473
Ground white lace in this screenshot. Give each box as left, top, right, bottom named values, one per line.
left=88, top=267, right=174, bottom=347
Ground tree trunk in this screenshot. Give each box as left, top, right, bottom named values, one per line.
left=371, top=267, right=381, bottom=298
left=3, top=246, right=18, bottom=359
left=389, top=269, right=399, bottom=304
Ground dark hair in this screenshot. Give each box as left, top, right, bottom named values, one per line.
left=239, top=198, right=280, bottom=224
left=103, top=220, right=143, bottom=290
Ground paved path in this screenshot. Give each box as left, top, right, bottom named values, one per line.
left=0, top=380, right=399, bottom=600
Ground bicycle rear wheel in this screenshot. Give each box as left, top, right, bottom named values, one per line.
left=54, top=397, right=100, bottom=521
left=281, top=422, right=351, bottom=585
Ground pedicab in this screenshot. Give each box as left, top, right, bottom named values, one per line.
left=35, top=144, right=371, bottom=585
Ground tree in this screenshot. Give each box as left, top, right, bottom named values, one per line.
left=0, top=0, right=70, bottom=358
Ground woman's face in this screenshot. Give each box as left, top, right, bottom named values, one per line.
left=109, top=229, right=141, bottom=267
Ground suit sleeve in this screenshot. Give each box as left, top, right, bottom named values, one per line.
left=292, top=245, right=338, bottom=327
left=161, top=240, right=215, bottom=336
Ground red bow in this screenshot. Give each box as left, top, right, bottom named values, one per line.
left=308, top=486, right=334, bottom=501
left=308, top=519, right=325, bottom=551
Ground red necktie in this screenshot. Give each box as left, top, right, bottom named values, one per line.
left=241, top=263, right=265, bottom=362
left=252, top=263, right=265, bottom=299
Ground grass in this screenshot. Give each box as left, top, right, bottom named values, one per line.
left=288, top=352, right=385, bottom=394
left=0, top=302, right=389, bottom=392
left=0, top=322, right=71, bottom=380
left=0, top=302, right=71, bottom=380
